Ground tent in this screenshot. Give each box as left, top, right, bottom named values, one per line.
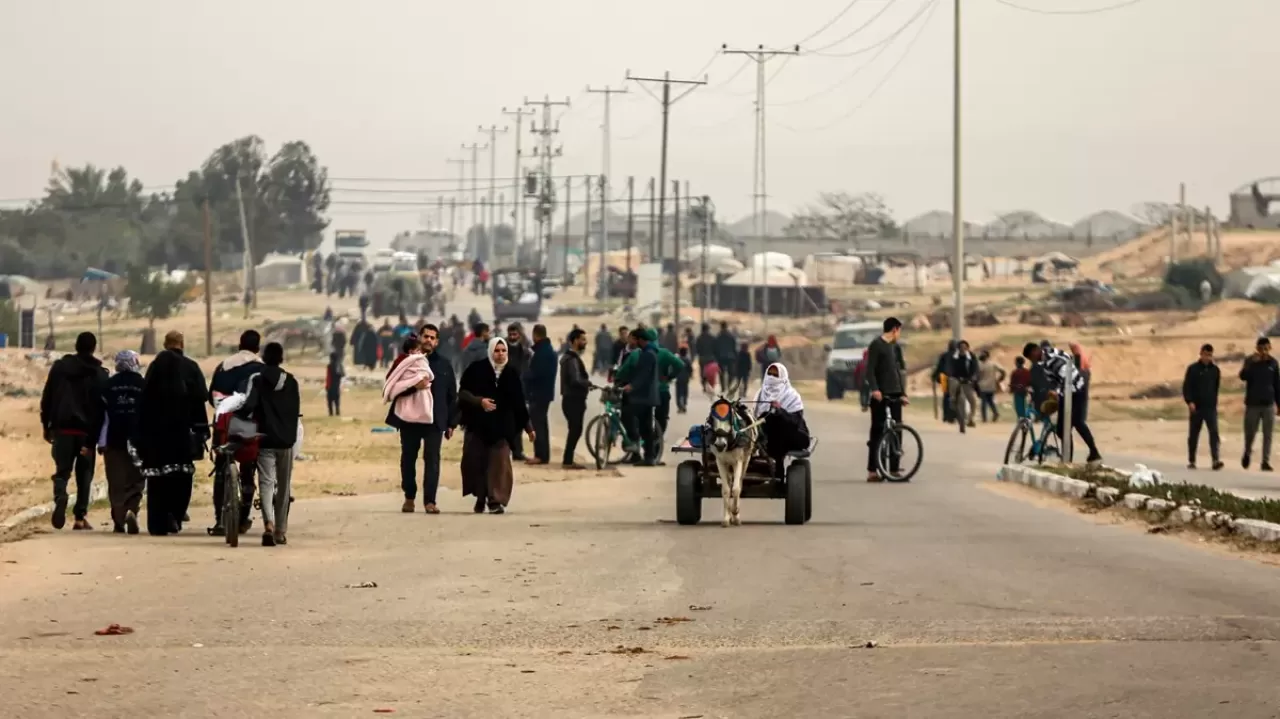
left=1224, top=264, right=1280, bottom=300
left=255, top=254, right=306, bottom=289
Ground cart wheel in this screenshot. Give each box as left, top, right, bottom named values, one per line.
left=785, top=460, right=809, bottom=526
left=676, top=461, right=702, bottom=526
left=797, top=461, right=812, bottom=522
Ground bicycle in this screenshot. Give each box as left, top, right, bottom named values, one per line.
left=874, top=397, right=923, bottom=482
left=585, top=385, right=663, bottom=469
left=1002, top=406, right=1060, bottom=465
left=212, top=442, right=244, bottom=548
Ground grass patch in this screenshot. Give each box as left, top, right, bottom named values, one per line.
left=1041, top=463, right=1280, bottom=523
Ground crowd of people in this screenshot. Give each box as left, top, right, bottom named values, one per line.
left=39, top=328, right=301, bottom=545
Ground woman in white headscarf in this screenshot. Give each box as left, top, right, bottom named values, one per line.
left=458, top=337, right=535, bottom=514
left=754, top=363, right=810, bottom=478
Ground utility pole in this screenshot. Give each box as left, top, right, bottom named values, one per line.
left=648, top=177, right=657, bottom=259
left=625, top=70, right=707, bottom=262
left=525, top=94, right=571, bottom=268
left=625, top=177, right=635, bottom=275
left=583, top=174, right=592, bottom=297
left=448, top=197, right=457, bottom=244
left=673, top=180, right=682, bottom=324
left=202, top=199, right=213, bottom=357
left=502, top=106, right=536, bottom=247
left=562, top=177, right=572, bottom=282
left=588, top=84, right=627, bottom=301
left=721, top=44, right=799, bottom=319
left=446, top=156, right=468, bottom=243
left=234, top=177, right=253, bottom=318
left=700, top=195, right=714, bottom=326
left=950, top=0, right=964, bottom=342
left=461, top=142, right=488, bottom=233
left=478, top=124, right=509, bottom=242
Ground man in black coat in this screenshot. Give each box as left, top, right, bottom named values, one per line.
left=525, top=324, right=559, bottom=465
left=714, top=322, right=737, bottom=393
left=505, top=322, right=533, bottom=461
left=1240, top=336, right=1280, bottom=471
left=39, top=331, right=108, bottom=531
left=593, top=323, right=613, bottom=375
left=1183, top=343, right=1223, bottom=470
left=945, top=340, right=980, bottom=431
left=244, top=342, right=300, bottom=546
left=207, top=330, right=263, bottom=535
left=100, top=350, right=146, bottom=534
left=864, top=318, right=906, bottom=481
left=560, top=329, right=592, bottom=468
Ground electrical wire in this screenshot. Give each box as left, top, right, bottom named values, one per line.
left=793, top=0, right=867, bottom=45
left=769, top=0, right=934, bottom=107
left=805, top=0, right=934, bottom=58
left=777, top=0, right=940, bottom=133
left=803, top=0, right=901, bottom=54
left=993, top=0, right=1143, bottom=15
left=0, top=196, right=646, bottom=213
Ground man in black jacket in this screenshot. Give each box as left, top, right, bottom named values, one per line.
left=714, top=322, right=737, bottom=393
left=100, top=350, right=146, bottom=534
left=397, top=324, right=458, bottom=514
left=560, top=328, right=592, bottom=468
left=593, top=324, right=612, bottom=375
left=506, top=322, right=532, bottom=461
left=208, top=330, right=263, bottom=535
left=694, top=323, right=716, bottom=393
left=1240, top=336, right=1280, bottom=471
left=946, top=340, right=980, bottom=432
left=864, top=318, right=906, bottom=481
left=39, top=331, right=109, bottom=530
left=247, top=342, right=300, bottom=546
left=1183, top=343, right=1223, bottom=470
left=525, top=324, right=558, bottom=465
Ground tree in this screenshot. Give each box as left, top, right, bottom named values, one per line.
left=784, top=191, right=897, bottom=241
left=124, top=265, right=190, bottom=328
left=264, top=141, right=330, bottom=254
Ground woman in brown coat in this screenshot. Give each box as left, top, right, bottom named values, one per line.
left=458, top=337, right=534, bottom=514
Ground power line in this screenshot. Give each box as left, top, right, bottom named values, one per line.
left=770, top=0, right=934, bottom=107
left=777, top=0, right=940, bottom=133
left=993, top=0, right=1143, bottom=15
left=803, top=0, right=901, bottom=54
left=793, top=0, right=867, bottom=44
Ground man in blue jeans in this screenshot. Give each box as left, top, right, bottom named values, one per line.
left=396, top=325, right=458, bottom=513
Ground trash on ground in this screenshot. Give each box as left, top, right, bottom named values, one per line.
left=344, top=581, right=378, bottom=589
left=93, top=624, right=134, bottom=636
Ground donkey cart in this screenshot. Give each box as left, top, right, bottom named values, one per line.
left=670, top=426, right=814, bottom=527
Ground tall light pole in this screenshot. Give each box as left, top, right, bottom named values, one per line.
left=587, top=84, right=628, bottom=301
left=502, top=106, right=536, bottom=247
left=950, top=0, right=964, bottom=342
left=721, top=44, right=799, bottom=322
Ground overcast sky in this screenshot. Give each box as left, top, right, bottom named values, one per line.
left=2, top=0, right=1277, bottom=245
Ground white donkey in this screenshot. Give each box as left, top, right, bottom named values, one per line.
left=707, top=398, right=762, bottom=527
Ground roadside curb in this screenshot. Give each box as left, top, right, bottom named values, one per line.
left=996, top=464, right=1280, bottom=543
left=0, top=481, right=109, bottom=531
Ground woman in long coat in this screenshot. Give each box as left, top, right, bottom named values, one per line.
left=136, top=334, right=209, bottom=536
left=458, top=337, right=534, bottom=514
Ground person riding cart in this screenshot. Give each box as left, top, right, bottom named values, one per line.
left=753, top=363, right=810, bottom=478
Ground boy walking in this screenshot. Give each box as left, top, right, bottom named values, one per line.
left=1240, top=337, right=1280, bottom=471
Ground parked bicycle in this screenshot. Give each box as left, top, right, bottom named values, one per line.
left=586, top=385, right=662, bottom=469
left=1003, top=406, right=1061, bottom=465
left=874, top=397, right=923, bottom=482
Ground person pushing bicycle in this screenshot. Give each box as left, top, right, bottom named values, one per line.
left=864, top=317, right=908, bottom=482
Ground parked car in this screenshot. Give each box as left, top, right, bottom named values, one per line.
left=824, top=321, right=883, bottom=400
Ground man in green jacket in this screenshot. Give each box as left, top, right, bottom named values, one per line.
left=618, top=328, right=685, bottom=447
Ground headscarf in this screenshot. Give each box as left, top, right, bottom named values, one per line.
left=754, top=363, right=804, bottom=416
left=1068, top=341, right=1090, bottom=371
left=489, top=336, right=509, bottom=378
left=114, top=350, right=142, bottom=374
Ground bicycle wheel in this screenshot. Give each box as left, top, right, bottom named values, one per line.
left=588, top=415, right=612, bottom=470
left=584, top=415, right=605, bottom=465
left=1037, top=424, right=1061, bottom=464
left=1003, top=420, right=1031, bottom=465
left=223, top=461, right=241, bottom=548
left=878, top=423, right=923, bottom=482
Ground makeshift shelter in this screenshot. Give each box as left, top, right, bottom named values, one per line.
left=802, top=254, right=863, bottom=286
left=693, top=266, right=827, bottom=316
left=255, top=254, right=306, bottom=289
left=1223, top=264, right=1280, bottom=300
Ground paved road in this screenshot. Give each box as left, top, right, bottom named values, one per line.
left=5, top=383, right=1280, bottom=717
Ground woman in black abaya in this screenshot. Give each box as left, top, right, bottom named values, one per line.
left=137, top=333, right=209, bottom=535
left=458, top=337, right=534, bottom=514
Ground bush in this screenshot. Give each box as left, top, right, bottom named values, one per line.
left=1164, top=258, right=1222, bottom=298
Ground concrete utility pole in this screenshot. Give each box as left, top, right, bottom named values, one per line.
left=699, top=195, right=715, bottom=326
left=525, top=94, right=571, bottom=268
left=448, top=197, right=457, bottom=243
left=478, top=124, right=509, bottom=240
left=950, top=0, right=965, bottom=343
left=234, top=177, right=254, bottom=318
left=446, top=156, right=469, bottom=244
left=461, top=142, right=488, bottom=233
left=721, top=44, right=800, bottom=318
left=648, top=177, right=657, bottom=259
left=625, top=70, right=706, bottom=262
left=583, top=175, right=592, bottom=297
left=587, top=84, right=628, bottom=302
left=202, top=199, right=213, bottom=357
left=673, top=180, right=682, bottom=323
left=625, top=177, right=635, bottom=275
left=562, top=177, right=572, bottom=281
left=502, top=106, right=536, bottom=247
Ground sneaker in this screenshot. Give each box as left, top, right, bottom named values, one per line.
left=1187, top=462, right=1196, bottom=470
left=402, top=499, right=415, bottom=513
left=1212, top=461, right=1225, bottom=471
left=113, top=524, right=125, bottom=534
left=1085, top=452, right=1102, bottom=464
left=124, top=511, right=140, bottom=535
left=1243, top=454, right=1252, bottom=469
left=72, top=519, right=93, bottom=531
left=867, top=473, right=884, bottom=483
left=51, top=493, right=68, bottom=530
left=1263, top=463, right=1274, bottom=472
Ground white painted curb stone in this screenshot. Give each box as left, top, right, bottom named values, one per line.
left=1122, top=493, right=1151, bottom=510
left=0, top=481, right=109, bottom=531
left=1235, top=519, right=1280, bottom=543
